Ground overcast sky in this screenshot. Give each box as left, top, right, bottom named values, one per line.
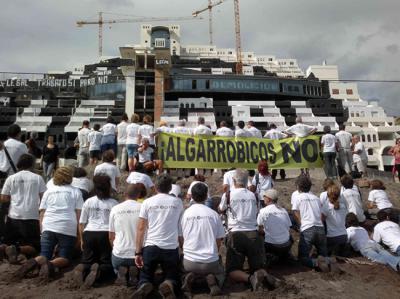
left=1, top=0, right=399, bottom=115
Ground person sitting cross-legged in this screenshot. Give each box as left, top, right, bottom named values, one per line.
left=109, top=183, right=143, bottom=287
left=219, top=169, right=280, bottom=292
left=257, top=189, right=293, bottom=264
left=180, top=183, right=225, bottom=297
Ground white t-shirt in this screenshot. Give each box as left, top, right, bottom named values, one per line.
left=180, top=204, right=225, bottom=263
left=126, top=123, right=141, bottom=145
left=117, top=121, right=129, bottom=145
left=264, top=129, right=285, bottom=140
left=138, top=147, right=154, bottom=163
left=40, top=185, right=84, bottom=236
left=291, top=192, right=324, bottom=232
left=216, top=127, right=234, bottom=137
left=335, top=130, right=352, bottom=150
left=285, top=123, right=315, bottom=138
left=235, top=128, right=251, bottom=138
left=0, top=139, right=28, bottom=174
left=373, top=221, right=400, bottom=253
left=342, top=188, right=366, bottom=222
left=219, top=188, right=258, bottom=232
left=78, top=127, right=91, bottom=152
left=155, top=126, right=171, bottom=134
left=88, top=131, right=103, bottom=151
left=126, top=171, right=154, bottom=189
left=72, top=177, right=93, bottom=193
left=173, top=126, right=192, bottom=135
left=247, top=126, right=262, bottom=138
left=291, top=190, right=300, bottom=207
left=170, top=184, right=182, bottom=198
left=257, top=204, right=291, bottom=244
left=194, top=124, right=213, bottom=136
left=353, top=142, right=368, bottom=162
left=346, top=226, right=374, bottom=251
left=102, top=123, right=117, bottom=137
left=1, top=170, right=46, bottom=220
left=368, top=190, right=393, bottom=210
left=321, top=133, right=337, bottom=153
left=109, top=200, right=142, bottom=259
left=94, top=162, right=121, bottom=191
left=223, top=169, right=236, bottom=191
left=139, top=193, right=184, bottom=249
left=251, top=173, right=274, bottom=196
left=139, top=124, right=155, bottom=145
left=321, top=201, right=348, bottom=237
left=80, top=196, right=118, bottom=232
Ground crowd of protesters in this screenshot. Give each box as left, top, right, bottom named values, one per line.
left=0, top=118, right=399, bottom=298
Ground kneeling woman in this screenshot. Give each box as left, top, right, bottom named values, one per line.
left=13, top=167, right=84, bottom=282
left=73, top=175, right=118, bottom=288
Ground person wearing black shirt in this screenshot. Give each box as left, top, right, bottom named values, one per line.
left=41, top=136, right=59, bottom=182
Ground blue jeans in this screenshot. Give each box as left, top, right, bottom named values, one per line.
left=43, top=162, right=55, bottom=183
left=396, top=246, right=400, bottom=256
left=40, top=230, right=76, bottom=260
left=111, top=253, right=135, bottom=271
left=126, top=144, right=139, bottom=158
left=101, top=135, right=117, bottom=154
left=361, top=242, right=400, bottom=271
left=139, top=246, right=180, bottom=287
left=298, top=226, right=328, bottom=268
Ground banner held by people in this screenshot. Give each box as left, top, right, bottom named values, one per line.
left=158, top=132, right=323, bottom=169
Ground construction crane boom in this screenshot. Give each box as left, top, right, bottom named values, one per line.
left=77, top=13, right=201, bottom=57
left=192, top=0, right=225, bottom=45
left=192, top=0, right=242, bottom=74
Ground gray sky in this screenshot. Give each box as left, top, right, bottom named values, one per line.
left=1, top=0, right=399, bottom=115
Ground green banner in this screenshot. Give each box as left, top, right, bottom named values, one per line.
left=158, top=133, right=323, bottom=170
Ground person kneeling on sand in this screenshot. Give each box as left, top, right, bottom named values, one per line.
left=292, top=175, right=337, bottom=272
left=133, top=174, right=184, bottom=298
left=12, top=167, right=83, bottom=282
left=73, top=175, right=118, bottom=288
left=219, top=169, right=280, bottom=291
left=180, top=183, right=225, bottom=297
left=346, top=213, right=400, bottom=272
left=257, top=189, right=293, bottom=264
left=109, top=184, right=143, bottom=287
left=0, top=154, right=46, bottom=264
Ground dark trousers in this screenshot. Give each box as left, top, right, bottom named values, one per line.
left=265, top=238, right=293, bottom=259
left=271, top=169, right=286, bottom=180
left=327, top=234, right=348, bottom=256
left=81, top=231, right=114, bottom=281
left=139, top=245, right=180, bottom=287
left=298, top=226, right=328, bottom=268
left=323, top=152, right=337, bottom=178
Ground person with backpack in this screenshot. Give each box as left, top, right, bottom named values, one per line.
left=250, top=159, right=274, bottom=208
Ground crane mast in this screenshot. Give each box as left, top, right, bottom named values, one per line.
left=234, top=0, right=242, bottom=74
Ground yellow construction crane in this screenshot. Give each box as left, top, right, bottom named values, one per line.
left=192, top=0, right=242, bottom=74
left=77, top=12, right=202, bottom=57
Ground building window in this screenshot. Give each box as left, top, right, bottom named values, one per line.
left=185, top=103, right=189, bottom=108
left=332, top=89, right=339, bottom=95
left=191, top=103, right=195, bottom=108
left=192, top=80, right=197, bottom=90
left=154, top=38, right=166, bottom=48
left=228, top=51, right=233, bottom=54
left=373, top=135, right=377, bottom=142
left=362, top=135, right=365, bottom=142
left=368, top=148, right=373, bottom=155
left=180, top=103, right=184, bottom=108
left=346, top=89, right=353, bottom=95
left=290, top=62, right=294, bottom=65
left=205, top=80, right=210, bottom=89
left=367, top=135, right=371, bottom=142
left=268, top=58, right=273, bottom=61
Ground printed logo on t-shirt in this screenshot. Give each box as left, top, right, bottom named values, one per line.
left=186, top=215, right=213, bottom=221
left=115, top=209, right=140, bottom=216
left=149, top=205, right=178, bottom=210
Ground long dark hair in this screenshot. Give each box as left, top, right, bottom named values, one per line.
left=93, top=175, right=111, bottom=199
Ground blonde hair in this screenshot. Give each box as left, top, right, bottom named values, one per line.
left=131, top=113, right=140, bottom=123
left=327, top=185, right=340, bottom=210
left=53, top=167, right=73, bottom=186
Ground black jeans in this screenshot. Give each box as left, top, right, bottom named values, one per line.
left=323, top=152, right=337, bottom=178
left=81, top=231, right=114, bottom=281
left=265, top=237, right=293, bottom=259
left=139, top=245, right=180, bottom=287
left=271, top=169, right=286, bottom=180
